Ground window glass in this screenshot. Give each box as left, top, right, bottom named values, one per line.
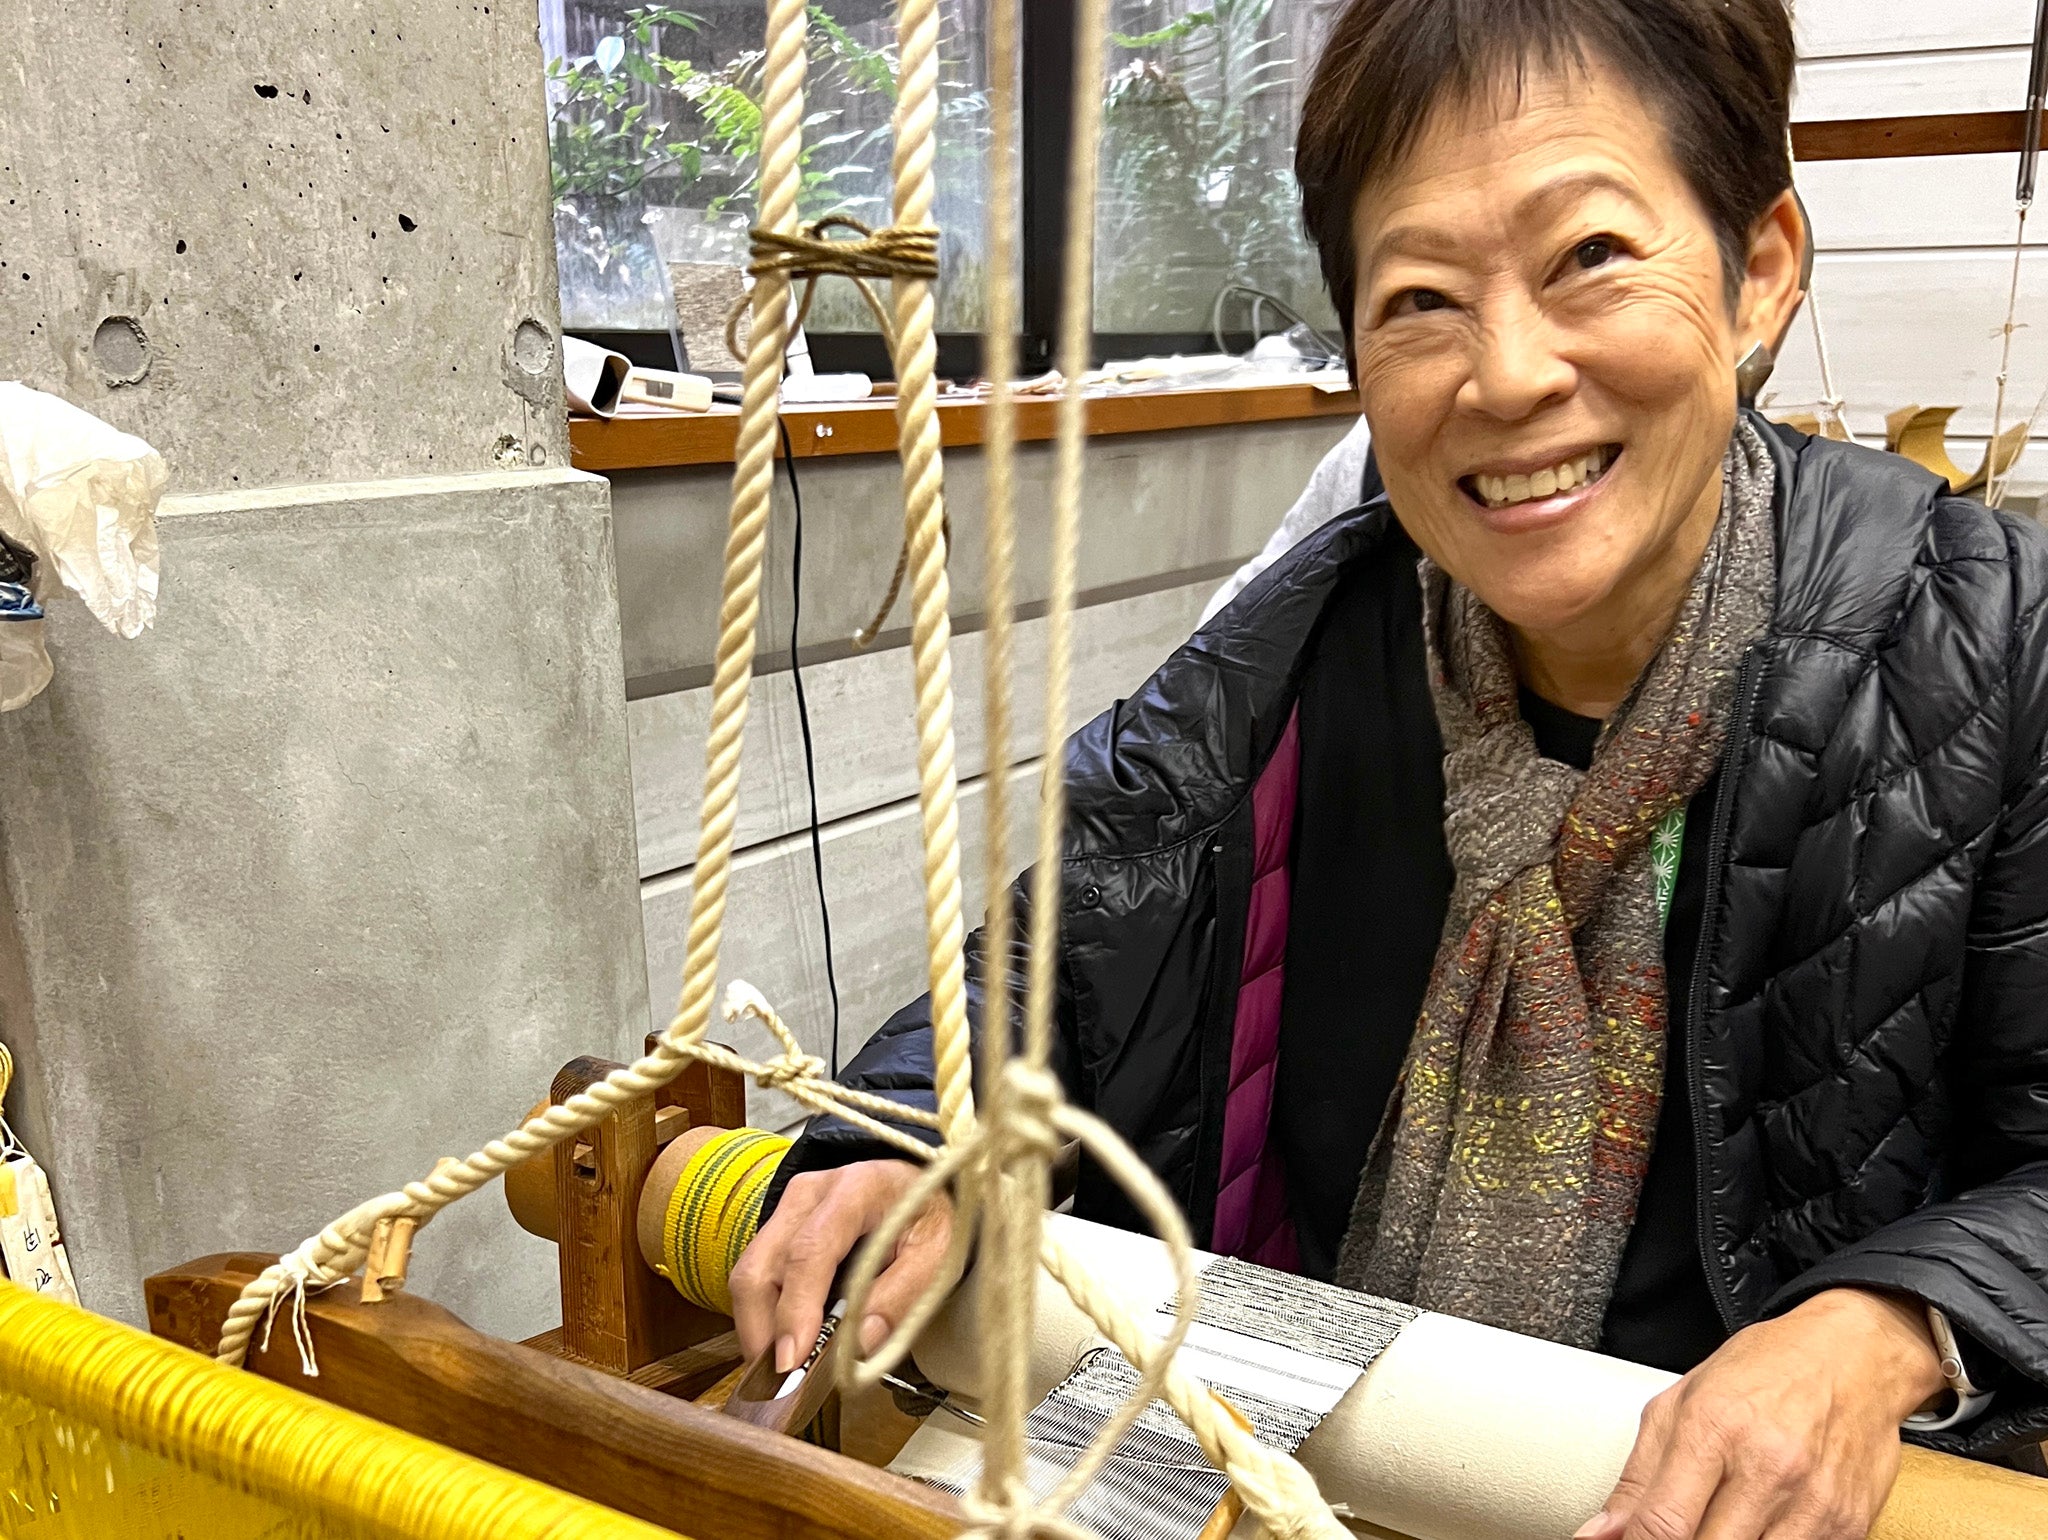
left=543, top=0, right=1000, bottom=340
left=1095, top=0, right=1339, bottom=338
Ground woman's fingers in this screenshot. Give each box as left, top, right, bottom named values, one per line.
left=771, top=1178, right=882, bottom=1370
left=729, top=1170, right=825, bottom=1361
left=1692, top=1463, right=1798, bottom=1540
left=855, top=1189, right=956, bottom=1353
left=1578, top=1390, right=1675, bottom=1540
left=1618, top=1434, right=1728, bottom=1540
left=727, top=1160, right=937, bottom=1372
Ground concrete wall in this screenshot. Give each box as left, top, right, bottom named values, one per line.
left=0, top=0, right=568, bottom=491
left=0, top=470, right=643, bottom=1331
left=0, top=0, right=629, bottom=1340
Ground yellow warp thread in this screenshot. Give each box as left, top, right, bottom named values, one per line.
left=659, top=1128, right=789, bottom=1316
left=0, top=1280, right=685, bottom=1539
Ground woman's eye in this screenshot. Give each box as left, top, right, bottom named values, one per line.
left=1572, top=236, right=1618, bottom=271
left=1392, top=288, right=1451, bottom=316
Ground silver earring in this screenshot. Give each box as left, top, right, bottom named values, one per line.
left=1735, top=340, right=1776, bottom=404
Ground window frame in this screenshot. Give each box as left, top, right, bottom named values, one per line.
left=569, top=0, right=1311, bottom=380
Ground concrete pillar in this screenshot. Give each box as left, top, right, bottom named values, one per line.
left=0, top=1, right=646, bottom=1338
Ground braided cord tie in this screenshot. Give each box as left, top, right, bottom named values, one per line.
left=750, top=217, right=939, bottom=285
left=881, top=0, right=975, bottom=1154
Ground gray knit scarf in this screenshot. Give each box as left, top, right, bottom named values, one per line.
left=1333, top=419, right=1777, bottom=1347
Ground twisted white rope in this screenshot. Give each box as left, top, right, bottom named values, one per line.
left=1987, top=203, right=2033, bottom=510
left=839, top=0, right=1344, bottom=1534
left=973, top=0, right=1032, bottom=1507
left=886, top=0, right=976, bottom=1150
left=216, top=1, right=1345, bottom=1534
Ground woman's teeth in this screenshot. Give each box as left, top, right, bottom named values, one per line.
left=1472, top=447, right=1613, bottom=509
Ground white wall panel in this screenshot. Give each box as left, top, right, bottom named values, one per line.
left=628, top=579, right=1211, bottom=879
left=1767, top=249, right=2048, bottom=439
left=1799, top=155, right=2040, bottom=249
left=1794, top=1, right=2033, bottom=59
left=1794, top=48, right=2032, bottom=121
left=639, top=763, right=1042, bottom=1129
left=1772, top=3, right=2048, bottom=500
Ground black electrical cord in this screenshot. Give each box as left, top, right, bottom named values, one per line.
left=777, top=418, right=844, bottom=1077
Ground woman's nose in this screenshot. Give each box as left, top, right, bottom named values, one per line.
left=1458, top=305, right=1576, bottom=422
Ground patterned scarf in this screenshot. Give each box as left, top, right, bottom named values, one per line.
left=1333, top=420, right=1777, bottom=1347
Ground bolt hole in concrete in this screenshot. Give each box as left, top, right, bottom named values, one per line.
left=511, top=317, right=555, bottom=376
left=91, top=316, right=150, bottom=385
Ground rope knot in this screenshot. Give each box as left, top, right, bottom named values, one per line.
left=989, top=1061, right=1062, bottom=1164
left=757, top=1048, right=827, bottom=1091
left=748, top=215, right=940, bottom=284
left=725, top=215, right=940, bottom=363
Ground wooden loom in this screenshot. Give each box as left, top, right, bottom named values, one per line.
left=7, top=104, right=2045, bottom=1540
left=142, top=1046, right=968, bottom=1540
left=133, top=1027, right=2048, bottom=1540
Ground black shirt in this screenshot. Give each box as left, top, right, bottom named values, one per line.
left=1273, top=561, right=1730, bottom=1373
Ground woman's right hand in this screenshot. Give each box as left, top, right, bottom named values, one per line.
left=729, top=1159, right=956, bottom=1373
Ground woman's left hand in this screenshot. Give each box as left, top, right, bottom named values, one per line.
left=1577, top=1288, right=1949, bottom=1540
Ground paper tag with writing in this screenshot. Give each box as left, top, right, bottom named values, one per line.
left=0, top=1155, right=80, bottom=1305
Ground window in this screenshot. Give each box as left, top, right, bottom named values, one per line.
left=1095, top=0, right=1338, bottom=343
left=541, top=0, right=1338, bottom=370
left=542, top=0, right=1001, bottom=349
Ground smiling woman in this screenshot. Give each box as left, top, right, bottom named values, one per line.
left=1299, top=6, right=1805, bottom=716
left=727, top=6, right=2048, bottom=1540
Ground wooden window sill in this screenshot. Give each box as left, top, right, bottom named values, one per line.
left=568, top=377, right=1362, bottom=472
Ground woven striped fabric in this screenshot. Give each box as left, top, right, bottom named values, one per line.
left=916, top=1257, right=1417, bottom=1540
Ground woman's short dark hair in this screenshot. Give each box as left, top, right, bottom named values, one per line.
left=1297, top=0, right=1795, bottom=361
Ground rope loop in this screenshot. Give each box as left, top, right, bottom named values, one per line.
left=722, top=214, right=940, bottom=362
left=987, top=1061, right=1062, bottom=1166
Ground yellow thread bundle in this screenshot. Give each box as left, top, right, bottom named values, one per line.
left=0, top=1280, right=684, bottom=1539
left=659, top=1127, right=790, bottom=1315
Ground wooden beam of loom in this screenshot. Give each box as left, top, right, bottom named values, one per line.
left=1793, top=111, right=2048, bottom=162
left=145, top=1254, right=964, bottom=1540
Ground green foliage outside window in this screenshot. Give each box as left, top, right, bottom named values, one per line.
left=1098, top=0, right=1332, bottom=335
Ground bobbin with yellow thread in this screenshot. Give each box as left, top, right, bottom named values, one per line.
left=656, top=1128, right=789, bottom=1315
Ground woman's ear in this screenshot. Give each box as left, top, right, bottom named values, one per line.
left=1738, top=188, right=1808, bottom=362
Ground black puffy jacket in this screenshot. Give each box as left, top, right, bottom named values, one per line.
left=776, top=416, right=2048, bottom=1459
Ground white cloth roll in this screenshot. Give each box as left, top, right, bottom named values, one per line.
left=908, top=1213, right=1674, bottom=1540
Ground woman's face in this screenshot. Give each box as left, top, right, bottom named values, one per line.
left=1351, top=59, right=1792, bottom=642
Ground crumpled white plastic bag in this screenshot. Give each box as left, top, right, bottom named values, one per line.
left=0, top=383, right=166, bottom=711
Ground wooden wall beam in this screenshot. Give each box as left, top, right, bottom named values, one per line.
left=1794, top=110, right=2048, bottom=163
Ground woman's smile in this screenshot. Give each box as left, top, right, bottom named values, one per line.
left=1458, top=442, right=1622, bottom=532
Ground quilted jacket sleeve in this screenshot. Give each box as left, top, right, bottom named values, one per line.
left=1767, top=519, right=2048, bottom=1460
left=762, top=873, right=1083, bottom=1210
